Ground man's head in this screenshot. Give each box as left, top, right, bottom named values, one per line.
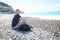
left=15, top=9, right=20, bottom=14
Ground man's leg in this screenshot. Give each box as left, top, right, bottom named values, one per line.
left=12, top=21, right=24, bottom=29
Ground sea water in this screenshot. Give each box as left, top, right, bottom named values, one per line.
left=0, top=11, right=60, bottom=20
left=20, top=12, right=60, bottom=20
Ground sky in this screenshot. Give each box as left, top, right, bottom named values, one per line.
left=0, top=0, right=60, bottom=13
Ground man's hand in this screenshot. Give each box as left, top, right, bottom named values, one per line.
left=19, top=17, right=26, bottom=22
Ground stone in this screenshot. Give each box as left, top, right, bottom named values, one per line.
left=0, top=31, right=3, bottom=39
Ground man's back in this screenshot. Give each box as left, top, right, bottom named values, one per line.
left=12, top=14, right=21, bottom=27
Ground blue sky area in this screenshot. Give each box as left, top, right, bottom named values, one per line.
left=0, top=0, right=60, bottom=14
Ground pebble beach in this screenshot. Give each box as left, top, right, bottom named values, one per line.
left=0, top=14, right=60, bottom=40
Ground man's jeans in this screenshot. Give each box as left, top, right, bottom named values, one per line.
left=12, top=21, right=27, bottom=29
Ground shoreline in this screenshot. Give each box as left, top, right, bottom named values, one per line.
left=0, top=14, right=60, bottom=20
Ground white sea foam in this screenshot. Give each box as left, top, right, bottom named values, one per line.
left=21, top=14, right=60, bottom=20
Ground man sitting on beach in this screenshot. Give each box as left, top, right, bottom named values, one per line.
left=11, top=9, right=31, bottom=31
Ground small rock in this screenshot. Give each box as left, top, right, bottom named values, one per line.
left=0, top=31, right=2, bottom=39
